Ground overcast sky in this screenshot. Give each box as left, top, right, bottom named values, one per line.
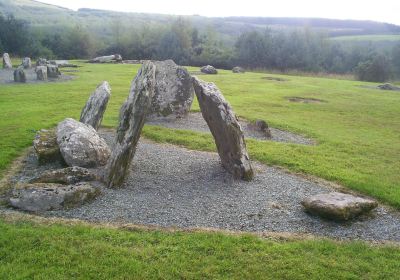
left=38, top=0, right=400, bottom=25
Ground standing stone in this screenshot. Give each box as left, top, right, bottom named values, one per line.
left=104, top=62, right=156, bottom=188
left=149, top=60, right=194, bottom=117
left=57, top=118, right=111, bottom=168
left=33, top=129, right=63, bottom=165
left=36, top=66, right=47, bottom=81
left=36, top=58, right=48, bottom=67
left=254, top=119, right=272, bottom=138
left=200, top=65, right=218, bottom=74
left=2, top=53, right=12, bottom=69
left=47, top=64, right=61, bottom=78
left=22, top=57, right=32, bottom=69
left=79, top=81, right=111, bottom=130
left=13, top=66, right=26, bottom=83
left=30, top=167, right=99, bottom=185
left=192, top=77, right=253, bottom=180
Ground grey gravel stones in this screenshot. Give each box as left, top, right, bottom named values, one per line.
left=30, top=167, right=99, bottom=185
left=104, top=61, right=156, bottom=188
left=149, top=60, right=194, bottom=117
left=33, top=129, right=63, bottom=165
left=36, top=66, right=47, bottom=81
left=57, top=118, right=111, bottom=168
left=2, top=53, right=12, bottom=69
left=302, top=192, right=378, bottom=221
left=9, top=183, right=100, bottom=212
left=80, top=81, right=111, bottom=130
left=193, top=77, right=253, bottom=180
left=200, top=65, right=218, bottom=74
left=13, top=66, right=26, bottom=83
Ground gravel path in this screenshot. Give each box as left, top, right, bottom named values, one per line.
left=0, top=69, right=73, bottom=84
left=147, top=113, right=315, bottom=145
left=5, top=130, right=399, bottom=242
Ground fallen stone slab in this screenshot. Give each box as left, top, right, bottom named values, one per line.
left=301, top=192, right=378, bottom=221
left=9, top=183, right=100, bottom=212
left=47, top=64, right=61, bottom=78
left=200, top=65, right=218, bottom=74
left=36, top=66, right=47, bottom=81
left=377, top=83, right=400, bottom=91
left=13, top=66, right=26, bottom=83
left=49, top=60, right=77, bottom=67
left=30, top=167, right=99, bottom=185
left=89, top=54, right=122, bottom=63
left=22, top=57, right=32, bottom=69
left=80, top=81, right=111, bottom=130
left=149, top=60, right=194, bottom=117
left=2, top=53, right=12, bottom=69
left=192, top=77, right=254, bottom=180
left=33, top=129, right=63, bottom=165
left=57, top=118, right=111, bottom=168
left=104, top=61, right=156, bottom=188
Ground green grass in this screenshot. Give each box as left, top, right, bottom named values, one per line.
left=331, top=34, right=400, bottom=42
left=1, top=219, right=399, bottom=279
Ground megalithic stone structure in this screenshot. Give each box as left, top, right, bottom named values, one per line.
left=104, top=62, right=156, bottom=188
left=80, top=81, right=111, bottom=130
left=192, top=77, right=254, bottom=181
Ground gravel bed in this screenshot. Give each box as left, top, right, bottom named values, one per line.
left=4, top=130, right=400, bottom=242
left=147, top=113, right=315, bottom=145
left=0, top=68, right=73, bottom=84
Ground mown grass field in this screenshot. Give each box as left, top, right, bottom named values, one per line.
left=0, top=61, right=400, bottom=278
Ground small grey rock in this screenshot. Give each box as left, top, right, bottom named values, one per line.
left=232, top=66, right=245, bottom=73
left=200, top=65, right=218, bottom=74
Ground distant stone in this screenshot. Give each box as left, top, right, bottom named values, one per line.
left=36, top=66, right=47, bottom=81
left=2, top=53, right=12, bottom=69
left=254, top=119, right=272, bottom=138
left=302, top=192, right=378, bottom=221
left=79, top=81, right=111, bottom=130
left=89, top=54, right=122, bottom=63
left=47, top=64, right=61, bottom=78
left=30, top=167, right=99, bottom=185
left=149, top=60, right=194, bottom=117
left=232, top=66, right=245, bottom=73
left=192, top=77, right=253, bottom=180
left=200, top=65, right=218, bottom=74
left=33, top=129, right=63, bottom=165
left=22, top=57, right=31, bottom=69
left=57, top=118, right=111, bottom=168
left=49, top=60, right=78, bottom=68
left=377, top=83, right=400, bottom=91
left=13, top=66, right=26, bottom=83
left=9, top=182, right=100, bottom=212
left=104, top=62, right=156, bottom=188
left=36, top=58, right=48, bottom=67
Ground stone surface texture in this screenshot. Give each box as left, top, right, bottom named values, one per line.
left=33, top=129, right=63, bottom=165
left=36, top=66, right=47, bottom=81
left=2, top=53, right=12, bottom=69
left=47, top=64, right=61, bottom=78
left=200, top=65, right=218, bottom=74
left=22, top=57, right=31, bottom=69
left=13, top=66, right=26, bottom=83
left=30, top=167, right=99, bottom=185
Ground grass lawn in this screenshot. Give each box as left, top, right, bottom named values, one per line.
left=0, top=61, right=400, bottom=278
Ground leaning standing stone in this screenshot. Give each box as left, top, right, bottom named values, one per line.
left=14, top=66, right=26, bottom=83
left=149, top=60, right=194, bottom=117
left=57, top=118, right=111, bottom=168
left=80, top=81, right=111, bottom=130
left=47, top=64, right=61, bottom=78
left=2, top=53, right=12, bottom=69
left=30, top=167, right=99, bottom=185
left=104, top=62, right=156, bottom=188
left=36, top=66, right=48, bottom=81
left=192, top=77, right=254, bottom=180
left=22, top=57, right=31, bottom=68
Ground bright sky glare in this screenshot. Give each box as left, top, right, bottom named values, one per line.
left=38, top=0, right=400, bottom=25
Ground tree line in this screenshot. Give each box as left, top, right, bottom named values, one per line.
left=1, top=13, right=399, bottom=82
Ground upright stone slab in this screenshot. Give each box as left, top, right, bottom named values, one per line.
left=36, top=66, right=47, bottom=81
left=79, top=81, right=111, bottom=130
left=14, top=66, right=26, bottom=83
left=2, top=53, right=12, bottom=69
left=149, top=60, right=194, bottom=117
left=36, top=58, right=48, bottom=67
left=47, top=64, right=61, bottom=78
left=104, top=62, right=156, bottom=188
left=192, top=77, right=254, bottom=180
left=22, top=57, right=31, bottom=69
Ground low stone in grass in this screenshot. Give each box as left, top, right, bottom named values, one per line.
left=192, top=77, right=254, bottom=181
left=301, top=192, right=378, bottom=221
left=22, top=57, right=31, bottom=69
left=9, top=183, right=100, bottom=212
left=80, top=81, right=111, bottom=130
left=254, top=119, right=272, bottom=138
left=36, top=66, right=47, bottom=81
left=2, top=53, right=12, bottom=69
left=200, top=65, right=218, bottom=74
left=47, top=64, right=61, bottom=78
left=33, top=129, right=63, bottom=165
left=13, top=66, right=26, bottom=83
left=89, top=54, right=122, bottom=63
left=30, top=167, right=99, bottom=185
left=232, top=66, right=245, bottom=73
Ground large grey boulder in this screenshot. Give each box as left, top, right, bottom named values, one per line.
left=9, top=183, right=100, bottom=212
left=192, top=77, right=254, bottom=180
left=30, top=167, right=99, bottom=185
left=47, top=64, right=61, bottom=78
left=22, top=57, right=31, bottom=69
left=104, top=62, right=156, bottom=188
left=13, top=66, right=26, bottom=83
left=200, top=65, right=218, bottom=74
left=57, top=118, right=111, bottom=168
left=89, top=54, right=122, bottom=63
left=2, top=53, right=12, bottom=69
left=79, top=81, right=111, bottom=130
left=302, top=192, right=378, bottom=221
left=33, top=129, right=63, bottom=165
left=36, top=66, right=47, bottom=81
left=149, top=60, right=194, bottom=117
